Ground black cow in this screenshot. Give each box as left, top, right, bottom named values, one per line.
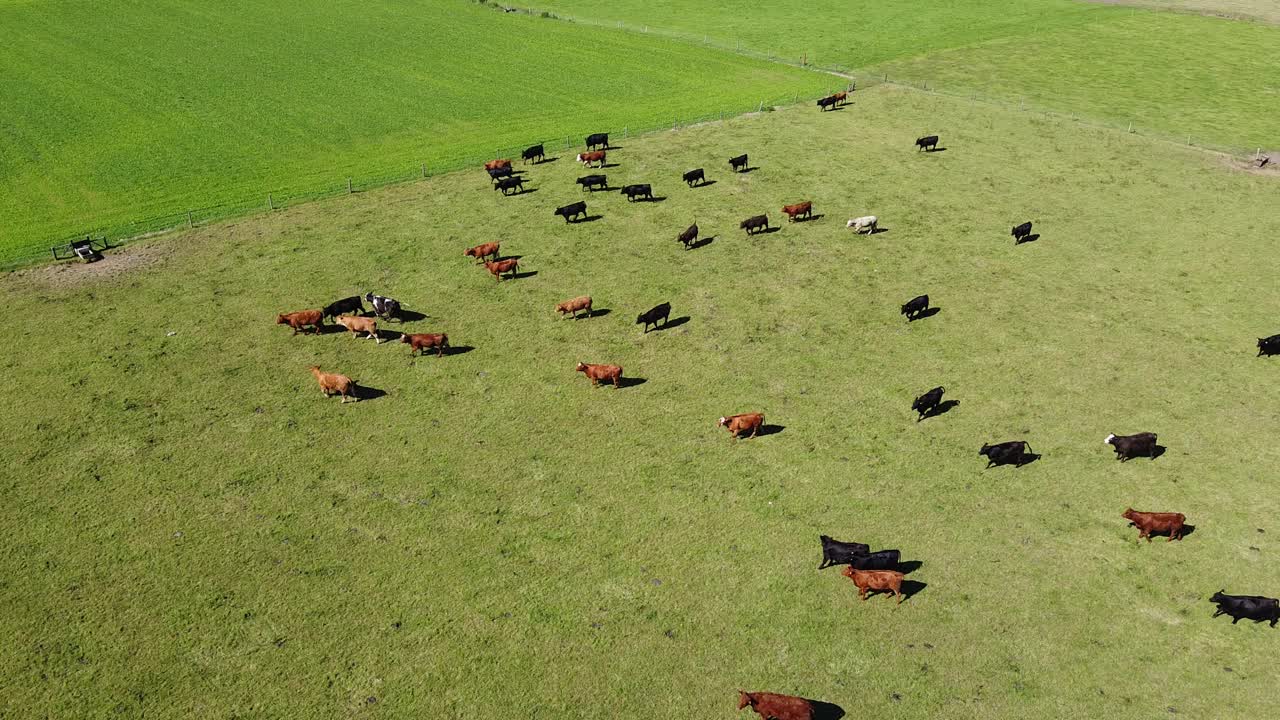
left=576, top=174, right=608, bottom=192
left=1257, top=334, right=1280, bottom=357
left=848, top=549, right=901, bottom=571
left=1210, top=591, right=1279, bottom=626
left=621, top=183, right=653, bottom=202
left=912, top=386, right=945, bottom=421
left=916, top=135, right=939, bottom=152
left=521, top=144, right=544, bottom=164
left=682, top=168, right=705, bottom=187
left=636, top=302, right=671, bottom=333
left=818, top=535, right=872, bottom=569
left=364, top=292, right=401, bottom=322
left=817, top=95, right=838, bottom=111
left=677, top=222, right=698, bottom=249
left=1105, top=432, right=1158, bottom=462
left=980, top=440, right=1034, bottom=468
left=494, top=176, right=525, bottom=195
left=740, top=214, right=769, bottom=235
left=901, top=294, right=930, bottom=321
left=1012, top=221, right=1033, bottom=243
left=322, top=296, right=365, bottom=320
left=586, top=132, right=609, bottom=150
left=554, top=201, right=587, bottom=223
left=729, top=154, right=749, bottom=172
left=487, top=166, right=514, bottom=183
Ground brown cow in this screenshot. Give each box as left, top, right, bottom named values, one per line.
left=335, top=315, right=381, bottom=342
left=556, top=296, right=593, bottom=319
left=576, top=362, right=622, bottom=389
left=1122, top=508, right=1187, bottom=542
left=737, top=691, right=812, bottom=720
left=309, top=366, right=356, bottom=403
left=718, top=413, right=764, bottom=439
left=483, top=258, right=520, bottom=281
left=576, top=150, right=606, bottom=168
left=833, top=90, right=848, bottom=105
left=781, top=201, right=813, bottom=222
left=483, top=159, right=511, bottom=171
left=464, top=242, right=500, bottom=263
left=400, top=332, right=449, bottom=357
left=842, top=566, right=905, bottom=603
left=276, top=309, right=324, bottom=335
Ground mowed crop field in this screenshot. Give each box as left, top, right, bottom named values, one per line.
left=4, top=86, right=1280, bottom=718
left=519, top=0, right=1280, bottom=151
left=0, top=0, right=831, bottom=263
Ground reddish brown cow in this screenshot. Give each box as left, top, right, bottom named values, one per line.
left=833, top=90, right=848, bottom=105
left=576, top=362, right=622, bottom=389
left=483, top=258, right=520, bottom=281
left=483, top=159, right=511, bottom=171
left=556, top=296, right=593, bottom=319
left=400, top=332, right=449, bottom=357
left=781, top=201, right=813, bottom=222
left=718, top=412, right=764, bottom=439
left=842, top=566, right=905, bottom=603
left=576, top=150, right=606, bottom=168
left=335, top=314, right=381, bottom=342
left=309, top=366, right=356, bottom=403
left=464, top=242, right=500, bottom=263
left=1122, top=508, right=1187, bottom=542
left=276, top=309, right=324, bottom=335
left=737, top=691, right=812, bottom=720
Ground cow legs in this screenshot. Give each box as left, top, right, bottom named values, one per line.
left=1212, top=608, right=1225, bottom=618
left=895, top=589, right=903, bottom=604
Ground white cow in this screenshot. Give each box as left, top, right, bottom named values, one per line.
left=847, top=215, right=878, bottom=234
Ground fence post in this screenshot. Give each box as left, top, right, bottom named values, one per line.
left=624, top=126, right=628, bottom=139
left=268, top=193, right=274, bottom=210
left=347, top=178, right=353, bottom=194
left=422, top=163, right=427, bottom=178
left=758, top=100, right=763, bottom=112
left=1128, top=122, right=1133, bottom=133
left=1187, top=135, right=1191, bottom=145
left=187, top=211, right=193, bottom=229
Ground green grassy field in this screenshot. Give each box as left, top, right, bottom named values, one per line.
left=519, top=0, right=1280, bottom=151
left=5, top=85, right=1279, bottom=719
left=0, top=0, right=831, bottom=263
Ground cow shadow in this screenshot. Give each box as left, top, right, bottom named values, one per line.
left=396, top=309, right=428, bottom=322
left=503, top=187, right=537, bottom=196
left=808, top=700, right=846, bottom=720
left=918, top=399, right=959, bottom=421
left=638, top=196, right=667, bottom=203
left=1015, top=233, right=1041, bottom=245
left=601, top=162, right=621, bottom=169
left=315, top=324, right=346, bottom=336
left=649, top=316, right=690, bottom=332
left=496, top=254, right=523, bottom=262
left=907, top=307, right=941, bottom=321
left=616, top=376, right=647, bottom=389
left=755, top=424, right=785, bottom=437
left=901, top=580, right=928, bottom=600
left=791, top=214, right=824, bottom=223
left=576, top=308, right=611, bottom=319
left=923, top=147, right=948, bottom=153
left=896, top=560, right=925, bottom=575
left=868, top=227, right=889, bottom=235
left=687, top=236, right=715, bottom=250
left=509, top=271, right=538, bottom=280
left=737, top=166, right=760, bottom=173
left=691, top=179, right=717, bottom=188
left=533, top=156, right=558, bottom=164
left=822, top=105, right=847, bottom=112
left=352, top=384, right=387, bottom=402
left=440, top=345, right=474, bottom=356
left=574, top=215, right=604, bottom=223
left=756, top=226, right=781, bottom=235
left=1015, top=453, right=1042, bottom=468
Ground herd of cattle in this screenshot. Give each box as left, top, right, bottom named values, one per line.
left=271, top=113, right=1278, bottom=719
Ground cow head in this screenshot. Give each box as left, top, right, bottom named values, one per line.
left=1104, top=433, right=1116, bottom=445
left=1121, top=508, right=1137, bottom=522
left=718, top=416, right=729, bottom=427
left=399, top=334, right=411, bottom=344
left=1210, top=590, right=1227, bottom=604
left=575, top=154, right=585, bottom=163
left=575, top=362, right=587, bottom=373
left=737, top=692, right=755, bottom=710
left=979, top=444, right=992, bottom=456
left=276, top=314, right=287, bottom=324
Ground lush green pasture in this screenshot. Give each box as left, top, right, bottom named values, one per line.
left=4, top=86, right=1280, bottom=718
left=519, top=0, right=1280, bottom=150
left=0, top=0, right=830, bottom=262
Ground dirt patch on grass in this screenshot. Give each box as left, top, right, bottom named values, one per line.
left=1084, top=0, right=1280, bottom=24
left=6, top=239, right=175, bottom=290
left=1222, top=151, right=1280, bottom=177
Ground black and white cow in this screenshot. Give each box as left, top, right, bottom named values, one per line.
left=364, top=292, right=402, bottom=322
left=1104, top=432, right=1158, bottom=462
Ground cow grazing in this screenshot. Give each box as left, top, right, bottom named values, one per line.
left=740, top=214, right=769, bottom=235
left=718, top=413, right=764, bottom=439
left=556, top=295, right=593, bottom=319
left=1210, top=591, right=1279, bottom=627
left=621, top=183, right=653, bottom=202
left=817, top=95, right=838, bottom=111
left=1012, top=221, right=1033, bottom=243
left=912, top=386, right=945, bottom=421
left=494, top=176, right=525, bottom=195
left=576, top=150, right=606, bottom=168
left=521, top=143, right=544, bottom=163
left=483, top=258, right=520, bottom=281
left=682, top=168, right=705, bottom=187
left=309, top=366, right=357, bottom=403
left=1257, top=334, right=1280, bottom=357
left=847, top=216, right=878, bottom=234
left=849, top=549, right=901, bottom=571
left=335, top=314, right=381, bottom=342
left=400, top=332, right=449, bottom=358
left=483, top=159, right=511, bottom=171
left=364, top=293, right=401, bottom=321
left=901, top=294, right=930, bottom=321
left=1122, top=509, right=1187, bottom=542
left=916, top=135, right=939, bottom=152
left=636, top=302, right=671, bottom=332
left=554, top=201, right=587, bottom=223
left=979, top=440, right=1034, bottom=468
left=585, top=132, right=609, bottom=150
left=276, top=309, right=324, bottom=335
left=487, top=165, right=514, bottom=182
left=818, top=535, right=872, bottom=569
left=575, top=362, right=623, bottom=389
left=322, top=296, right=364, bottom=320
left=842, top=566, right=906, bottom=603
left=677, top=222, right=698, bottom=249
left=576, top=174, right=608, bottom=192
left=464, top=242, right=500, bottom=263
left=729, top=154, right=749, bottom=172
left=737, top=691, right=813, bottom=720
left=782, top=201, right=813, bottom=222
left=1104, top=432, right=1158, bottom=462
